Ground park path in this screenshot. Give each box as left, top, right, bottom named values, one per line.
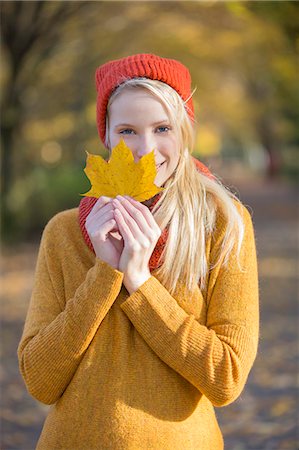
left=1, top=177, right=298, bottom=450
left=216, top=178, right=298, bottom=450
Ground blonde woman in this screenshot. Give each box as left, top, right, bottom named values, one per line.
left=18, top=54, right=259, bottom=449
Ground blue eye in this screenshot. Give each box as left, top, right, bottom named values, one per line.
left=156, top=126, right=171, bottom=133
left=119, top=129, right=135, bottom=135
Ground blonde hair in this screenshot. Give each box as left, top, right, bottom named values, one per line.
left=106, top=78, right=245, bottom=296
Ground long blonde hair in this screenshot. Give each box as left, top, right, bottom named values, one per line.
left=106, top=78, right=245, bottom=296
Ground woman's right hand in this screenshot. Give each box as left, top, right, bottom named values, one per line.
left=85, top=196, right=124, bottom=270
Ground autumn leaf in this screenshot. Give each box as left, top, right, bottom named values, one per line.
left=81, top=139, right=164, bottom=201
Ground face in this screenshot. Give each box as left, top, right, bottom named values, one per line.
left=107, top=88, right=180, bottom=187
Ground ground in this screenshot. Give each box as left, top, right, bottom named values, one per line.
left=0, top=177, right=298, bottom=449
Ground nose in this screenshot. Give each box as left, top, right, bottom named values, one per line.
left=133, top=133, right=156, bottom=162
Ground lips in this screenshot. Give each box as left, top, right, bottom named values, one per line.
left=156, top=161, right=165, bottom=170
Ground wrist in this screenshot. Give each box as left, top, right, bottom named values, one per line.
left=124, top=271, right=151, bottom=295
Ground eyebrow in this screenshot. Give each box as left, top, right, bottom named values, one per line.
left=114, top=120, right=170, bottom=129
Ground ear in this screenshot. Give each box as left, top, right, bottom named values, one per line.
left=107, top=144, right=111, bottom=156
left=104, top=134, right=111, bottom=153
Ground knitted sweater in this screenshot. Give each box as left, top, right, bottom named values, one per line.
left=18, top=200, right=259, bottom=450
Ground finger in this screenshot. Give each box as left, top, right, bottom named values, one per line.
left=89, top=203, right=114, bottom=221
left=114, top=197, right=161, bottom=246
left=115, top=196, right=149, bottom=232
left=90, top=218, right=117, bottom=241
left=123, top=196, right=161, bottom=236
left=91, top=209, right=115, bottom=227
left=114, top=208, right=135, bottom=246
left=89, top=196, right=113, bottom=218
left=109, top=233, right=124, bottom=248
left=113, top=198, right=142, bottom=236
left=87, top=215, right=113, bottom=238
left=87, top=201, right=114, bottom=223
left=86, top=203, right=115, bottom=227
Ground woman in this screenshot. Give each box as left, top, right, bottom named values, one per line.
left=18, top=53, right=259, bottom=449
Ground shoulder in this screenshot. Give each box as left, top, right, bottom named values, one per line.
left=42, top=207, right=83, bottom=249
left=215, top=196, right=255, bottom=232
left=210, top=196, right=256, bottom=257
left=44, top=208, right=79, bottom=234
left=234, top=198, right=254, bottom=221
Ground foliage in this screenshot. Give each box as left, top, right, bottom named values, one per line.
left=1, top=1, right=298, bottom=241
left=83, top=139, right=163, bottom=201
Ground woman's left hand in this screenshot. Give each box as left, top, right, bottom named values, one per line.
left=112, top=195, right=161, bottom=294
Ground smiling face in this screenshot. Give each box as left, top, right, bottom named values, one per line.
left=107, top=88, right=180, bottom=187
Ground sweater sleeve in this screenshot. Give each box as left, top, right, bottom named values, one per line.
left=120, top=202, right=259, bottom=407
left=17, top=214, right=124, bottom=405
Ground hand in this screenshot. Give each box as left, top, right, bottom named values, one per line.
left=85, top=196, right=124, bottom=270
left=113, top=195, right=161, bottom=293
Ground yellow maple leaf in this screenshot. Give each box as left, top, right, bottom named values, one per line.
left=81, top=139, right=164, bottom=202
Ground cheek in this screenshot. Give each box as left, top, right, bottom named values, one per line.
left=166, top=141, right=180, bottom=166
left=110, top=133, right=133, bottom=149
left=108, top=131, right=117, bottom=148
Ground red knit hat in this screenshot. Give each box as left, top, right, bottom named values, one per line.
left=95, top=53, right=195, bottom=146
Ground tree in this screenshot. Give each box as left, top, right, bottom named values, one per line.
left=0, top=1, right=91, bottom=238
left=1, top=1, right=298, bottom=241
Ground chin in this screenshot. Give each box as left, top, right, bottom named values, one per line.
left=157, top=172, right=173, bottom=186
left=155, top=171, right=166, bottom=187
left=155, top=177, right=164, bottom=187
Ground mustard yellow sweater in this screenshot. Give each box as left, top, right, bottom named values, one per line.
left=18, top=201, right=259, bottom=450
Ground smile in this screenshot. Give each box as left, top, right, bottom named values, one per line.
left=156, top=162, right=165, bottom=170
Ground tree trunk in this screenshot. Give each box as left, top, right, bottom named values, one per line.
left=256, top=117, right=282, bottom=179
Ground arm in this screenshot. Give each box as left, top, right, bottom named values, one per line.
left=120, top=203, right=259, bottom=407
left=18, top=214, right=123, bottom=405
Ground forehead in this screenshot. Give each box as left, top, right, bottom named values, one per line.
left=108, top=88, right=169, bottom=121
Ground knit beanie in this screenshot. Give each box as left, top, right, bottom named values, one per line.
left=95, top=53, right=195, bottom=145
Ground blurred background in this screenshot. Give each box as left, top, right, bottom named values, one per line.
left=0, top=1, right=298, bottom=449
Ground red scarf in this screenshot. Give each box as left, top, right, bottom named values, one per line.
left=78, top=157, right=214, bottom=271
